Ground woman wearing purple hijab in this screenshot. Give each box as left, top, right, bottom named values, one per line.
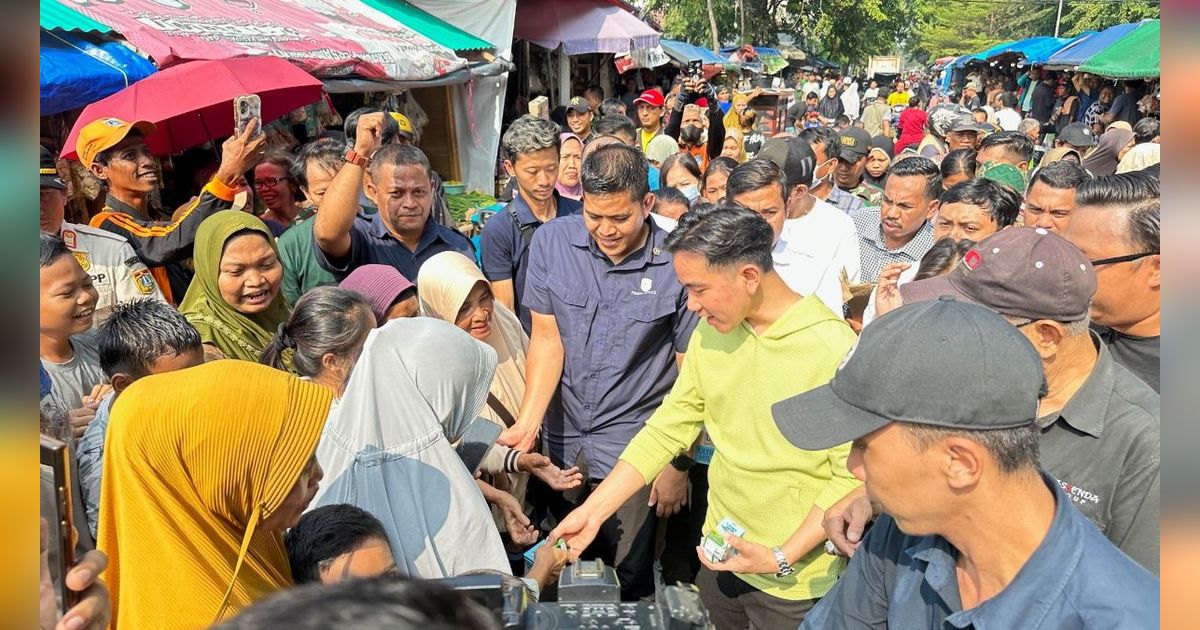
left=555, top=133, right=583, bottom=201
left=338, top=264, right=418, bottom=325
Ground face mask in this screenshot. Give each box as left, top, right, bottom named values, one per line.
left=677, top=185, right=701, bottom=202
left=812, top=158, right=836, bottom=187
left=680, top=125, right=703, bottom=145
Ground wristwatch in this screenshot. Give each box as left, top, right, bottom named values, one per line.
left=344, top=148, right=371, bottom=169
left=669, top=454, right=694, bottom=472
left=772, top=546, right=795, bottom=578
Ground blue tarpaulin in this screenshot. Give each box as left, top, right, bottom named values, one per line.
left=1044, top=22, right=1140, bottom=69
left=956, top=40, right=1017, bottom=67
left=1025, top=31, right=1093, bottom=64
left=983, top=36, right=1070, bottom=65
left=660, top=39, right=727, bottom=65
left=41, top=29, right=156, bottom=115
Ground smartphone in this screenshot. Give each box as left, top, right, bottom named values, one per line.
left=41, top=434, right=79, bottom=611
left=234, top=94, right=263, bottom=139
left=688, top=59, right=704, bottom=84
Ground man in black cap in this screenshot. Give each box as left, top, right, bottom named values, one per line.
left=1055, top=121, right=1099, bottom=158
left=773, top=298, right=1159, bottom=629
left=565, top=96, right=596, bottom=144
left=945, top=115, right=982, bottom=152
left=834, top=127, right=883, bottom=207
left=40, top=145, right=165, bottom=326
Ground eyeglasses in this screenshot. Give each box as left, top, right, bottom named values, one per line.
left=1089, top=252, right=1157, bottom=267
left=254, top=177, right=288, bottom=189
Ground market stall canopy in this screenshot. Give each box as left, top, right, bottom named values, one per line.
left=514, top=0, right=660, bottom=54
left=61, top=56, right=324, bottom=160
left=956, top=40, right=1017, bottom=68
left=984, top=36, right=1070, bottom=67
left=357, top=0, right=493, bottom=52
left=1045, top=22, right=1139, bottom=69
left=53, top=0, right=470, bottom=83
left=660, top=39, right=726, bottom=65
left=41, top=29, right=157, bottom=116
left=1078, top=19, right=1159, bottom=79
left=41, top=0, right=111, bottom=34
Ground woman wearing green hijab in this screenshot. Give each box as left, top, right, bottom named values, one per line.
left=181, top=210, right=290, bottom=361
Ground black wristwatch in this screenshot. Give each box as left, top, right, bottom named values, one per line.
left=670, top=454, right=694, bottom=471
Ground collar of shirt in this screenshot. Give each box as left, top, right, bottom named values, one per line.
left=511, top=191, right=575, bottom=227
left=568, top=215, right=670, bottom=272
left=828, top=186, right=864, bottom=213
left=104, top=194, right=143, bottom=218
left=1042, top=333, right=1116, bottom=437
left=864, top=214, right=933, bottom=257
left=736, top=294, right=834, bottom=341
left=367, top=212, right=446, bottom=252
left=907, top=470, right=1087, bottom=629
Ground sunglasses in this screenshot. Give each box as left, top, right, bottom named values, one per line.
left=1089, top=252, right=1157, bottom=267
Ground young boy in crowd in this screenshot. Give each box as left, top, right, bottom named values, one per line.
left=40, top=233, right=106, bottom=439
left=76, top=300, right=204, bottom=537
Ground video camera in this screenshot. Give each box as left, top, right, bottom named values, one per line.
left=436, top=559, right=712, bottom=629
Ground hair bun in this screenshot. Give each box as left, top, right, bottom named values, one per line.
left=276, top=322, right=296, bottom=349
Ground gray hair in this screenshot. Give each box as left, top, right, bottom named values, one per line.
left=291, top=138, right=346, bottom=188
left=903, top=421, right=1040, bottom=475
left=1017, top=118, right=1042, bottom=136
left=1004, top=314, right=1091, bottom=336
left=368, top=143, right=433, bottom=183
left=664, top=202, right=774, bottom=272
left=501, top=115, right=561, bottom=162
left=260, top=287, right=375, bottom=378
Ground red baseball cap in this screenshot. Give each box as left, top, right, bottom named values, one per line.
left=633, top=89, right=665, bottom=108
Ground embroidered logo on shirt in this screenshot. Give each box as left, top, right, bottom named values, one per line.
left=1058, top=479, right=1101, bottom=505
left=132, top=268, right=156, bottom=294
left=632, top=277, right=657, bottom=296
left=73, top=251, right=92, bottom=271
left=61, top=229, right=77, bottom=249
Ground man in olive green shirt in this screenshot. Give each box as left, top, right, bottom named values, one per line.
left=551, top=202, right=858, bottom=627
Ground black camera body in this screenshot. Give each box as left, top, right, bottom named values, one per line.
left=436, top=559, right=712, bottom=629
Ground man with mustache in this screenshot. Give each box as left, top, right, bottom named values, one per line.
left=80, top=117, right=264, bottom=303
left=850, top=157, right=941, bottom=282
left=313, top=112, right=474, bottom=284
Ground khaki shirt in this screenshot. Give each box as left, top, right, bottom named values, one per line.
left=61, top=222, right=166, bottom=326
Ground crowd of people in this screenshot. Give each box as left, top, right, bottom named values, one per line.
left=39, top=60, right=1160, bottom=630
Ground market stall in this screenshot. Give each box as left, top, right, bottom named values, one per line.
left=1044, top=22, right=1140, bottom=70
left=1078, top=19, right=1160, bottom=79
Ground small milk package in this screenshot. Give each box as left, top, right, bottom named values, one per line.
left=701, top=518, right=745, bottom=564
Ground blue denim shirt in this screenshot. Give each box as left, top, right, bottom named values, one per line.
left=523, top=215, right=698, bottom=477
left=313, top=212, right=474, bottom=283
left=480, top=192, right=581, bottom=333
left=802, top=471, right=1160, bottom=629
left=76, top=393, right=115, bottom=539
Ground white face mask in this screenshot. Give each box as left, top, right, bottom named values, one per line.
left=678, top=185, right=701, bottom=202
left=812, top=158, right=837, bottom=187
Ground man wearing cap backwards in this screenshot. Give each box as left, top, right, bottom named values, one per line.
left=550, top=204, right=857, bottom=626
left=776, top=298, right=1158, bottom=629
left=566, top=96, right=596, bottom=144
left=1063, top=172, right=1160, bottom=393
left=313, top=112, right=474, bottom=283
left=1054, top=121, right=1099, bottom=158
left=834, top=128, right=883, bottom=207
left=633, top=89, right=667, bottom=153
left=41, top=146, right=165, bottom=325
left=79, top=116, right=264, bottom=303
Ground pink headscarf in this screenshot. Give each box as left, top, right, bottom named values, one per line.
left=555, top=132, right=584, bottom=201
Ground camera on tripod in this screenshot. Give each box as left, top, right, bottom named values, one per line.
left=436, top=558, right=712, bottom=629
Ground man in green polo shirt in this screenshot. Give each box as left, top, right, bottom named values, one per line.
left=278, top=138, right=342, bottom=304
left=550, top=203, right=858, bottom=626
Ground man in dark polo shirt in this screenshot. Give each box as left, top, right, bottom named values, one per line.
left=1063, top=172, right=1159, bottom=393
left=775, top=299, right=1158, bottom=629
left=313, top=112, right=473, bottom=282
left=499, top=143, right=698, bottom=600
left=482, top=115, right=582, bottom=332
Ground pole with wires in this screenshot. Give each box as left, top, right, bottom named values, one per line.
left=1054, top=0, right=1065, bottom=37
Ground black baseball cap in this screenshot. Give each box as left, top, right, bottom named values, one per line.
left=772, top=297, right=1046, bottom=451
left=756, top=137, right=817, bottom=189
left=40, top=145, right=66, bottom=190
left=1058, top=122, right=1098, bottom=148
left=949, top=115, right=983, bottom=133
left=836, top=127, right=872, bottom=161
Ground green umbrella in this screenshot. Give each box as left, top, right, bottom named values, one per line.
left=1078, top=19, right=1159, bottom=79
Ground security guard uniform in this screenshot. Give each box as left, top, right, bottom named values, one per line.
left=59, top=222, right=166, bottom=326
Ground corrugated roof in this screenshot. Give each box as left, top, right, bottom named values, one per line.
left=359, top=0, right=493, bottom=52
left=41, top=0, right=112, bottom=34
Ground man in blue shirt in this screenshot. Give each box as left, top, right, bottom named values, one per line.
left=501, top=143, right=698, bottom=599
left=771, top=298, right=1159, bottom=629
left=481, top=115, right=581, bottom=332
left=313, top=112, right=473, bottom=282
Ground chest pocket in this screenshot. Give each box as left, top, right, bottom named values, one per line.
left=550, top=284, right=595, bottom=341
left=626, top=295, right=678, bottom=358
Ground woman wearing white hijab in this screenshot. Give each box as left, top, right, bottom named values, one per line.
left=309, top=318, right=511, bottom=578
left=840, top=78, right=861, bottom=120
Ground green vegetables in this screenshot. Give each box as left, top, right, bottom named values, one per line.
left=446, top=191, right=496, bottom=223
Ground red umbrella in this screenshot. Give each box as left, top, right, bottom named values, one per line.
left=61, top=56, right=324, bottom=160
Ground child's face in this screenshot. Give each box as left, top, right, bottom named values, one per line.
left=40, top=255, right=98, bottom=338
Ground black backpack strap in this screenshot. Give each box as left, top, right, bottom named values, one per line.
left=508, top=203, right=539, bottom=249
